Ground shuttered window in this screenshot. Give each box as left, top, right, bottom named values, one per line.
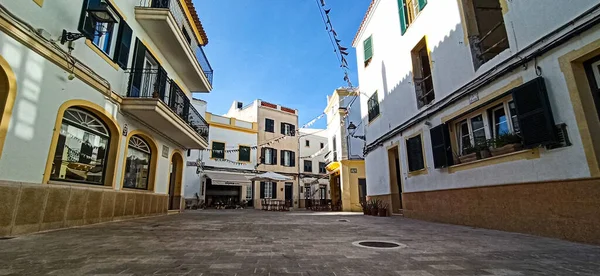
left=363, top=36, right=373, bottom=65
left=261, top=182, right=274, bottom=199
left=397, top=0, right=426, bottom=35
left=238, top=146, right=251, bottom=162
left=281, top=122, right=295, bottom=136
left=406, top=134, right=425, bottom=172
left=368, top=92, right=380, bottom=122
left=281, top=150, right=296, bottom=167
left=511, top=77, right=557, bottom=147
left=211, top=142, right=225, bottom=159
left=304, top=160, right=313, bottom=173
left=430, top=124, right=453, bottom=168
left=114, top=22, right=133, bottom=69
left=261, top=148, right=277, bottom=165
left=265, top=118, right=275, bottom=133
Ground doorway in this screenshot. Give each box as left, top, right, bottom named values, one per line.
left=387, top=146, right=403, bottom=213
left=584, top=55, right=600, bottom=120
left=168, top=151, right=184, bottom=210
left=284, top=182, right=293, bottom=206
left=358, top=178, right=367, bottom=203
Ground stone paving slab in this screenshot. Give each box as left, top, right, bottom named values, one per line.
left=0, top=210, right=599, bottom=275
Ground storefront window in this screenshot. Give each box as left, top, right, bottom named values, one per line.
left=51, top=108, right=110, bottom=185
left=123, top=135, right=151, bottom=189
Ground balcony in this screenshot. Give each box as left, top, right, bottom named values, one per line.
left=135, top=0, right=213, bottom=92
left=120, top=68, right=209, bottom=148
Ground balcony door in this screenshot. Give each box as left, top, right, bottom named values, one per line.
left=141, top=53, right=158, bottom=97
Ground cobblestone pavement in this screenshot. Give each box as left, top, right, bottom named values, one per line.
left=1, top=210, right=599, bottom=276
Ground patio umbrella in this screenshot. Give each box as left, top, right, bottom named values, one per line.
left=248, top=171, right=292, bottom=182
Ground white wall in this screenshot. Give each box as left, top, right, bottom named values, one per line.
left=299, top=128, right=328, bottom=174
left=184, top=124, right=257, bottom=199
left=353, top=0, right=600, bottom=195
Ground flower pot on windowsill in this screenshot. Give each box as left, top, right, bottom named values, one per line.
left=458, top=152, right=477, bottom=163
left=490, top=143, right=523, bottom=156
left=478, top=149, right=491, bottom=159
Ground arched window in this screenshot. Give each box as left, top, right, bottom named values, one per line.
left=123, top=135, right=152, bottom=189
left=51, top=107, right=110, bottom=185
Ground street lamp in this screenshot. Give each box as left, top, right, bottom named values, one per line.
left=60, top=0, right=119, bottom=45
left=347, top=122, right=357, bottom=131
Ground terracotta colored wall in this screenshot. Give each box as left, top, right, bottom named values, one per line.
left=0, top=181, right=168, bottom=237
left=402, top=178, right=600, bottom=244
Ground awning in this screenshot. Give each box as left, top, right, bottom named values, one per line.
left=326, top=162, right=340, bottom=174
left=204, top=171, right=253, bottom=186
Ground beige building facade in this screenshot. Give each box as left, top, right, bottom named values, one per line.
left=226, top=100, right=299, bottom=208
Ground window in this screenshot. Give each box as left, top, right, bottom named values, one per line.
left=320, top=142, right=324, bottom=149
left=320, top=186, right=326, bottom=199
left=262, top=147, right=277, bottom=165
left=246, top=185, right=252, bottom=201
left=261, top=182, right=275, bottom=199
left=123, top=135, right=151, bottom=190
left=319, top=162, right=327, bottom=174
left=368, top=92, right=380, bottom=122
left=187, top=149, right=191, bottom=157
left=305, top=140, right=310, bottom=147
left=303, top=160, right=313, bottom=173
left=412, top=38, right=434, bottom=108
left=460, top=0, right=509, bottom=69
left=363, top=35, right=373, bottom=66
left=398, top=0, right=427, bottom=34
left=406, top=134, right=425, bottom=172
left=281, top=150, right=295, bottom=167
left=454, top=99, right=521, bottom=155
left=332, top=135, right=338, bottom=161
left=304, top=185, right=311, bottom=198
left=211, top=142, right=225, bottom=159
left=281, top=122, right=295, bottom=136
left=78, top=0, right=133, bottom=69
left=50, top=108, right=110, bottom=185
left=265, top=118, right=275, bottom=132
left=238, top=145, right=251, bottom=162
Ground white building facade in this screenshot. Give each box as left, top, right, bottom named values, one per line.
left=0, top=0, right=213, bottom=236
left=184, top=104, right=258, bottom=208
left=353, top=0, right=600, bottom=243
left=298, top=128, right=329, bottom=206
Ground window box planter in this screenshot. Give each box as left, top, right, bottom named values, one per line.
left=490, top=143, right=522, bottom=156
left=458, top=152, right=477, bottom=163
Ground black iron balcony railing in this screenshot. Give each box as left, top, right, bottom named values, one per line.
left=126, top=68, right=209, bottom=141
left=137, top=0, right=214, bottom=86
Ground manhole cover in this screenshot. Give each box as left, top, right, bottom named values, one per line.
left=352, top=240, right=407, bottom=249
left=0, top=237, right=15, bottom=240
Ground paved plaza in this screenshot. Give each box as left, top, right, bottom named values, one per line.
left=0, top=210, right=599, bottom=276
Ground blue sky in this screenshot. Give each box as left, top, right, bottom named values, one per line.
left=193, top=0, right=370, bottom=129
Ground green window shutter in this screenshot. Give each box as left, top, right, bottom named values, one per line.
left=397, top=0, right=407, bottom=35
left=363, top=36, right=373, bottom=62
left=418, top=0, right=427, bottom=11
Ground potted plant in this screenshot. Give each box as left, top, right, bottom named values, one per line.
left=378, top=201, right=389, bottom=217
left=477, top=140, right=491, bottom=159
left=359, top=201, right=369, bottom=215
left=369, top=199, right=380, bottom=216
left=489, top=133, right=522, bottom=156
left=458, top=144, right=478, bottom=163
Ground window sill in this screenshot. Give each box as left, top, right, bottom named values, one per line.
left=48, top=180, right=113, bottom=189
left=448, top=148, right=540, bottom=174
left=407, top=168, right=428, bottom=177
left=368, top=114, right=381, bottom=125
left=122, top=187, right=154, bottom=193
left=84, top=39, right=119, bottom=71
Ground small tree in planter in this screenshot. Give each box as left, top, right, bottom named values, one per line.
left=359, top=201, right=369, bottom=215
left=369, top=199, right=380, bottom=216
left=489, top=133, right=522, bottom=156
left=378, top=201, right=389, bottom=217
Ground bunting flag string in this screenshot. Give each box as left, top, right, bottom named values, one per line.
left=301, top=113, right=326, bottom=128
left=213, top=158, right=248, bottom=166
left=315, top=0, right=354, bottom=88
left=299, top=143, right=329, bottom=159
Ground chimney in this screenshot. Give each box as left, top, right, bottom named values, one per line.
left=236, top=102, right=243, bottom=109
